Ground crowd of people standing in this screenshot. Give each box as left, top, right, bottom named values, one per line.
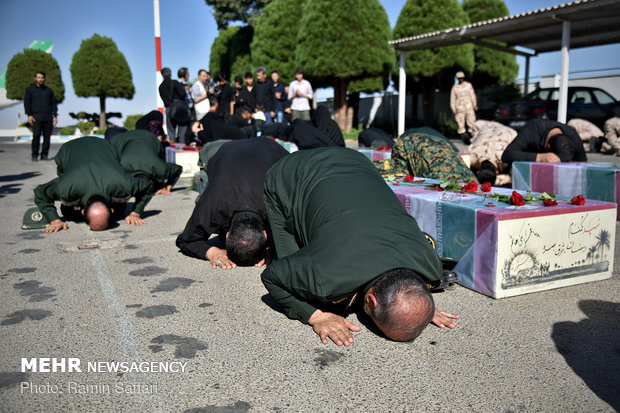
left=158, top=66, right=315, bottom=145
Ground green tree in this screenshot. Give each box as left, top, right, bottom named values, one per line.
left=229, top=26, right=254, bottom=79
left=462, top=0, right=518, bottom=87
left=209, top=26, right=238, bottom=77
left=393, top=0, right=474, bottom=125
left=205, top=0, right=272, bottom=29
left=251, top=0, right=305, bottom=85
left=70, top=34, right=134, bottom=129
left=209, top=25, right=254, bottom=81
left=296, top=0, right=392, bottom=129
left=6, top=49, right=65, bottom=103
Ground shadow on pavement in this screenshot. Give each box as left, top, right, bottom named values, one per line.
left=0, top=171, right=41, bottom=182
left=551, top=299, right=620, bottom=411
left=260, top=294, right=284, bottom=314
left=0, top=183, right=22, bottom=198
left=141, top=209, right=162, bottom=219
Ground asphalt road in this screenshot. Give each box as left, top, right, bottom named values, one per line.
left=0, top=137, right=618, bottom=413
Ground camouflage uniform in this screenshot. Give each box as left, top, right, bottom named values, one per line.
left=374, top=133, right=477, bottom=183
left=469, top=120, right=517, bottom=186
left=567, top=118, right=603, bottom=152
left=603, top=117, right=620, bottom=155
left=450, top=79, right=477, bottom=135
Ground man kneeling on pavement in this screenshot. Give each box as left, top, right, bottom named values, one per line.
left=261, top=147, right=458, bottom=346
left=176, top=138, right=288, bottom=268
left=34, top=136, right=154, bottom=232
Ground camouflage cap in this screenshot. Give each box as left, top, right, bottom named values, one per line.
left=456, top=71, right=465, bottom=78
left=22, top=207, right=50, bottom=230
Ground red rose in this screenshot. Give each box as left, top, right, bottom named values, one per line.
left=461, top=181, right=478, bottom=192
left=510, top=191, right=525, bottom=206
left=571, top=195, right=585, bottom=205
left=481, top=182, right=492, bottom=193
left=403, top=175, right=415, bottom=182
left=485, top=203, right=495, bottom=207
left=377, top=146, right=389, bottom=151
left=434, top=185, right=444, bottom=192
left=543, top=199, right=558, bottom=207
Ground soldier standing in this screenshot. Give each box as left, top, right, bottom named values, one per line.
left=450, top=71, right=477, bottom=144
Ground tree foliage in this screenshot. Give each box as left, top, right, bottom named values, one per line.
left=462, top=0, right=518, bottom=87
left=209, top=26, right=238, bottom=77
left=393, top=0, right=474, bottom=124
left=70, top=34, right=134, bottom=128
left=205, top=0, right=272, bottom=29
left=209, top=25, right=254, bottom=80
left=296, top=0, right=391, bottom=84
left=295, top=0, right=392, bottom=128
left=6, top=49, right=65, bottom=103
left=393, top=0, right=473, bottom=82
left=251, top=0, right=305, bottom=85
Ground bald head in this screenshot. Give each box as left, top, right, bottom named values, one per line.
left=364, top=268, right=435, bottom=342
left=83, top=197, right=112, bottom=231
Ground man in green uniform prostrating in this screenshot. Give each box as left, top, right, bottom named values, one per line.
left=34, top=136, right=154, bottom=233
left=261, top=148, right=459, bottom=347
left=109, top=129, right=182, bottom=196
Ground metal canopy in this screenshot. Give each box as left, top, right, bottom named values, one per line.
left=390, top=0, right=620, bottom=55
left=390, top=0, right=620, bottom=135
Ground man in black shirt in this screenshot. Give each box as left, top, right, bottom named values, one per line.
left=254, top=67, right=276, bottom=125
left=176, top=138, right=288, bottom=268
left=215, top=72, right=235, bottom=120
left=501, top=118, right=588, bottom=166
left=24, top=71, right=57, bottom=161
left=237, top=72, right=256, bottom=112
left=158, top=67, right=188, bottom=143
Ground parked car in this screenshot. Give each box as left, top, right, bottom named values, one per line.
left=495, top=86, right=620, bottom=129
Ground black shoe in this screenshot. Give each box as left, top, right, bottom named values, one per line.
left=460, top=133, right=471, bottom=145
left=428, top=271, right=459, bottom=292
left=32, top=156, right=38, bottom=162
left=40, top=155, right=49, bottom=161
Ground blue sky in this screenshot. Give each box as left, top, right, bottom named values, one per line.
left=1, top=0, right=619, bottom=128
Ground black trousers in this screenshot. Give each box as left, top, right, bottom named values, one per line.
left=31, top=117, right=53, bottom=157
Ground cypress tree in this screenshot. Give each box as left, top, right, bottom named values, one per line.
left=295, top=0, right=392, bottom=129
left=251, top=0, right=305, bottom=85
left=462, top=0, right=519, bottom=87
left=70, top=34, right=134, bottom=129
left=6, top=49, right=65, bottom=103
left=393, top=0, right=474, bottom=125
left=209, top=25, right=254, bottom=81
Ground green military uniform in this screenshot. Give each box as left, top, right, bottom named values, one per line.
left=110, top=129, right=182, bottom=190
left=374, top=132, right=477, bottom=183
left=34, top=136, right=153, bottom=222
left=261, top=147, right=442, bottom=324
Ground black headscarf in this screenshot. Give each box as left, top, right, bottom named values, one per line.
left=312, top=106, right=345, bottom=147
left=135, top=110, right=165, bottom=139
left=285, top=120, right=336, bottom=150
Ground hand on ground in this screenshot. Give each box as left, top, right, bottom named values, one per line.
left=125, top=212, right=146, bottom=226
left=432, top=309, right=460, bottom=329
left=156, top=186, right=172, bottom=196
left=43, top=219, right=67, bottom=233
left=206, top=246, right=236, bottom=270
left=254, top=247, right=273, bottom=268
left=308, top=310, right=361, bottom=346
